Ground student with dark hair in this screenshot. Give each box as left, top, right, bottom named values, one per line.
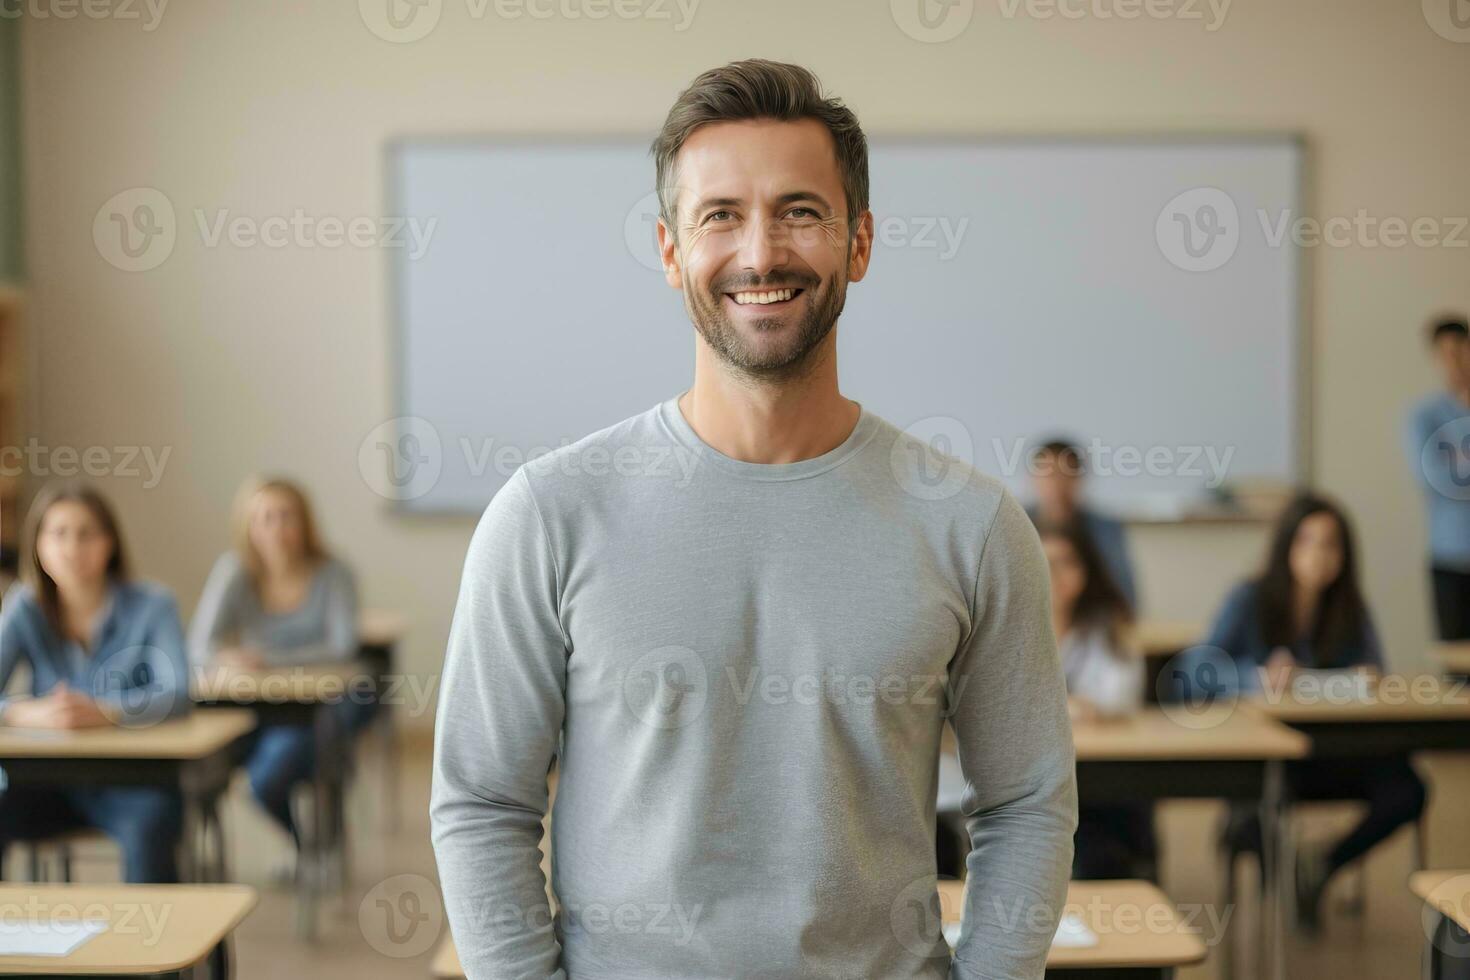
left=1407, top=314, right=1470, bottom=640
left=1028, top=438, right=1138, bottom=610
left=1037, top=520, right=1155, bottom=879
left=0, top=482, right=190, bottom=883
left=1203, top=492, right=1426, bottom=932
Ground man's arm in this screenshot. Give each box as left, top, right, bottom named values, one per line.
left=431, top=468, right=569, bottom=980
left=947, top=492, right=1077, bottom=980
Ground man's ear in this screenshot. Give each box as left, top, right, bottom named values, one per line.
left=657, top=218, right=682, bottom=289
left=847, top=210, right=875, bottom=284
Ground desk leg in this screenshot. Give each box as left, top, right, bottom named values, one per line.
left=1259, top=760, right=1290, bottom=980
left=1429, top=912, right=1470, bottom=980
left=296, top=703, right=343, bottom=941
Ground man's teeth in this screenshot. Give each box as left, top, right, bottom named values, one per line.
left=731, top=288, right=796, bottom=305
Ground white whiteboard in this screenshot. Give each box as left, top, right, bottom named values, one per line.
left=388, top=137, right=1301, bottom=514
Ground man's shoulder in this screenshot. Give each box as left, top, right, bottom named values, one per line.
left=865, top=410, right=1011, bottom=521
left=519, top=400, right=676, bottom=480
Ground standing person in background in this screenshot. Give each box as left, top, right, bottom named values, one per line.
left=189, top=476, right=362, bottom=845
left=1037, top=520, right=1155, bottom=880
left=0, top=482, right=190, bottom=883
left=1028, top=438, right=1138, bottom=610
left=1407, top=314, right=1470, bottom=640
left=1200, top=492, right=1426, bottom=933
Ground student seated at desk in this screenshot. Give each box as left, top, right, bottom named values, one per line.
left=1028, top=438, right=1138, bottom=610
left=1203, top=491, right=1427, bottom=932
left=1038, top=519, right=1155, bottom=880
left=189, top=477, right=362, bottom=844
left=0, top=482, right=190, bottom=883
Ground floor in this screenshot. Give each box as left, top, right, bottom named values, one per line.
left=46, top=741, right=1470, bottom=979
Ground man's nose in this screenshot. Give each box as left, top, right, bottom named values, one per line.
left=735, top=215, right=790, bottom=276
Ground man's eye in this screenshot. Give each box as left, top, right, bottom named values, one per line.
left=707, top=210, right=733, bottom=223
left=787, top=207, right=820, bottom=220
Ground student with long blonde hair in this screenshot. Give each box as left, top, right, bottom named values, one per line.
left=189, top=476, right=361, bottom=842
left=0, top=482, right=190, bottom=882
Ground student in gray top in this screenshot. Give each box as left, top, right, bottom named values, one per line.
left=190, top=476, right=362, bottom=843
left=431, top=59, right=1077, bottom=980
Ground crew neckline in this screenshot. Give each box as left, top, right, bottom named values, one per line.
left=657, top=391, right=880, bottom=482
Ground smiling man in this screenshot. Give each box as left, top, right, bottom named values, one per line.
left=431, top=60, right=1076, bottom=979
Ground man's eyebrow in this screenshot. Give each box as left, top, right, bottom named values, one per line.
left=688, top=191, right=836, bottom=216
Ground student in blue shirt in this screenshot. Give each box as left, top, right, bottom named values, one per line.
left=188, top=477, right=363, bottom=846
left=1201, top=492, right=1426, bottom=933
left=1027, top=438, right=1139, bottom=611
left=1405, top=314, right=1470, bottom=640
left=0, top=482, right=190, bottom=883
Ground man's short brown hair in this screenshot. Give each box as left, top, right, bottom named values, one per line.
left=650, top=59, right=869, bottom=243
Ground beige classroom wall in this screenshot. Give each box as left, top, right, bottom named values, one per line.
left=16, top=0, right=1470, bottom=731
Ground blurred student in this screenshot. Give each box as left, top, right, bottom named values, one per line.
left=1406, top=314, right=1470, bottom=640
left=1028, top=438, right=1138, bottom=610
left=0, top=482, right=190, bottom=883
left=1203, top=492, right=1426, bottom=931
left=189, top=477, right=361, bottom=843
left=1039, top=519, right=1154, bottom=879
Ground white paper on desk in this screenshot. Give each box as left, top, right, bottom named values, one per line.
left=1051, top=913, right=1099, bottom=948
left=942, top=912, right=1098, bottom=949
left=0, top=918, right=108, bottom=957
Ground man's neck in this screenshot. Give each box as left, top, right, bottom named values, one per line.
left=679, top=339, right=860, bottom=465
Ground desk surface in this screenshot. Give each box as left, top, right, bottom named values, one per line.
left=0, top=883, right=256, bottom=975
left=1246, top=675, right=1470, bottom=724
left=0, top=709, right=255, bottom=760
left=1435, top=643, right=1470, bottom=676
left=1073, top=705, right=1308, bottom=761
left=1411, top=870, right=1470, bottom=933
left=430, top=880, right=1207, bottom=976
left=940, top=879, right=1209, bottom=969
left=1133, top=620, right=1203, bottom=658
left=192, top=661, right=374, bottom=704
left=359, top=608, right=407, bottom=647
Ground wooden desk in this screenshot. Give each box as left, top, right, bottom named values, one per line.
left=1133, top=621, right=1203, bottom=659
left=0, top=711, right=255, bottom=885
left=1411, top=870, right=1470, bottom=978
left=193, top=664, right=372, bottom=941
left=1435, top=642, right=1470, bottom=678
left=430, top=880, right=1208, bottom=978
left=1071, top=707, right=1304, bottom=980
left=1245, top=675, right=1470, bottom=756
left=359, top=609, right=407, bottom=649
left=0, top=883, right=255, bottom=978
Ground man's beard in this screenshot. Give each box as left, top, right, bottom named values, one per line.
left=686, top=271, right=847, bottom=383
